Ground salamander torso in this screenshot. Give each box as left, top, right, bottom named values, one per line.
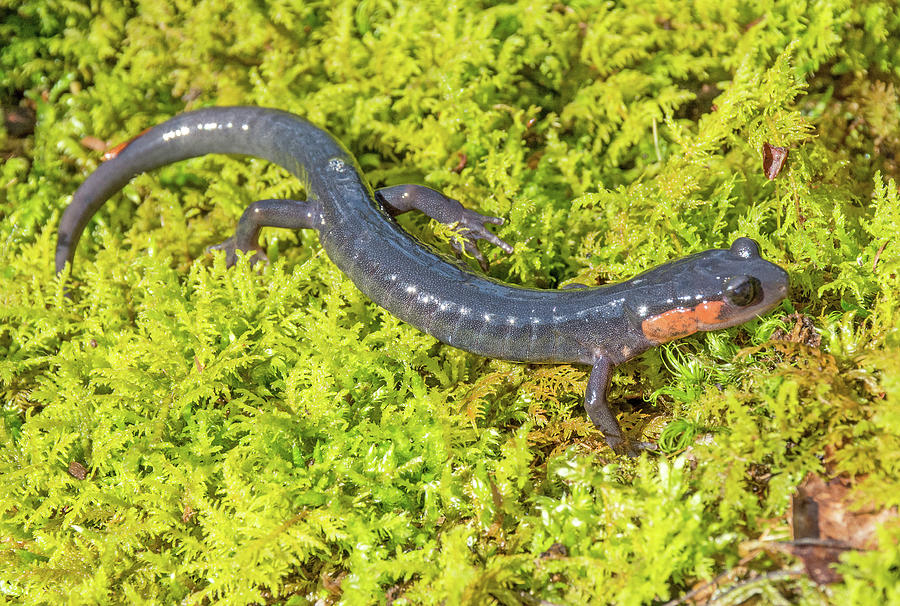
left=56, top=106, right=789, bottom=455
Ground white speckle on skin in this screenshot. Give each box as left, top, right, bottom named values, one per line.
left=460, top=307, right=470, bottom=316
left=163, top=125, right=192, bottom=142
left=405, top=285, right=417, bottom=294
left=483, top=313, right=493, bottom=323
left=637, top=305, right=648, bottom=316
left=507, top=317, right=517, bottom=325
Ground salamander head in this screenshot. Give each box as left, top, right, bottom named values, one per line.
left=636, top=238, right=789, bottom=344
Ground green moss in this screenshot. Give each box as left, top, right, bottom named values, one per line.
left=2, top=0, right=899, bottom=603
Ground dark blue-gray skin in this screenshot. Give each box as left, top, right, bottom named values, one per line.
left=56, top=107, right=790, bottom=456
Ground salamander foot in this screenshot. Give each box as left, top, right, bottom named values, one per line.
left=449, top=209, right=514, bottom=271
left=207, top=237, right=267, bottom=267
left=607, top=437, right=658, bottom=458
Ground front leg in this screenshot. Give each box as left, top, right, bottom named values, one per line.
left=376, top=184, right=513, bottom=270
left=585, top=357, right=646, bottom=457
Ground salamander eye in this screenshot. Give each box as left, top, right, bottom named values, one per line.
left=725, top=276, right=762, bottom=307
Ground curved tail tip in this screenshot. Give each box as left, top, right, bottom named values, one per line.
left=54, top=239, right=72, bottom=276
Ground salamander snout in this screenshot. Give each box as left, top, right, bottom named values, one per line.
left=712, top=238, right=789, bottom=328
left=638, top=238, right=790, bottom=344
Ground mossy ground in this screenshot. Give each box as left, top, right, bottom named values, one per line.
left=2, top=1, right=899, bottom=604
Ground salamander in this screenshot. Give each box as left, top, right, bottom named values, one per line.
left=56, top=106, right=790, bottom=456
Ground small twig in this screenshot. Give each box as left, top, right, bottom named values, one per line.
left=661, top=546, right=765, bottom=606
left=708, top=569, right=804, bottom=605
left=652, top=117, right=662, bottom=163
left=873, top=240, right=888, bottom=271
left=665, top=567, right=805, bottom=606
left=664, top=537, right=844, bottom=606
left=661, top=566, right=733, bottom=606
left=774, top=537, right=854, bottom=551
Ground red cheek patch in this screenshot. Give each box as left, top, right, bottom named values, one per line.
left=694, top=300, right=726, bottom=324
left=642, top=308, right=698, bottom=343
left=641, top=301, right=726, bottom=344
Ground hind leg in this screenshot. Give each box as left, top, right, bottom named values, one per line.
left=209, top=198, right=322, bottom=266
